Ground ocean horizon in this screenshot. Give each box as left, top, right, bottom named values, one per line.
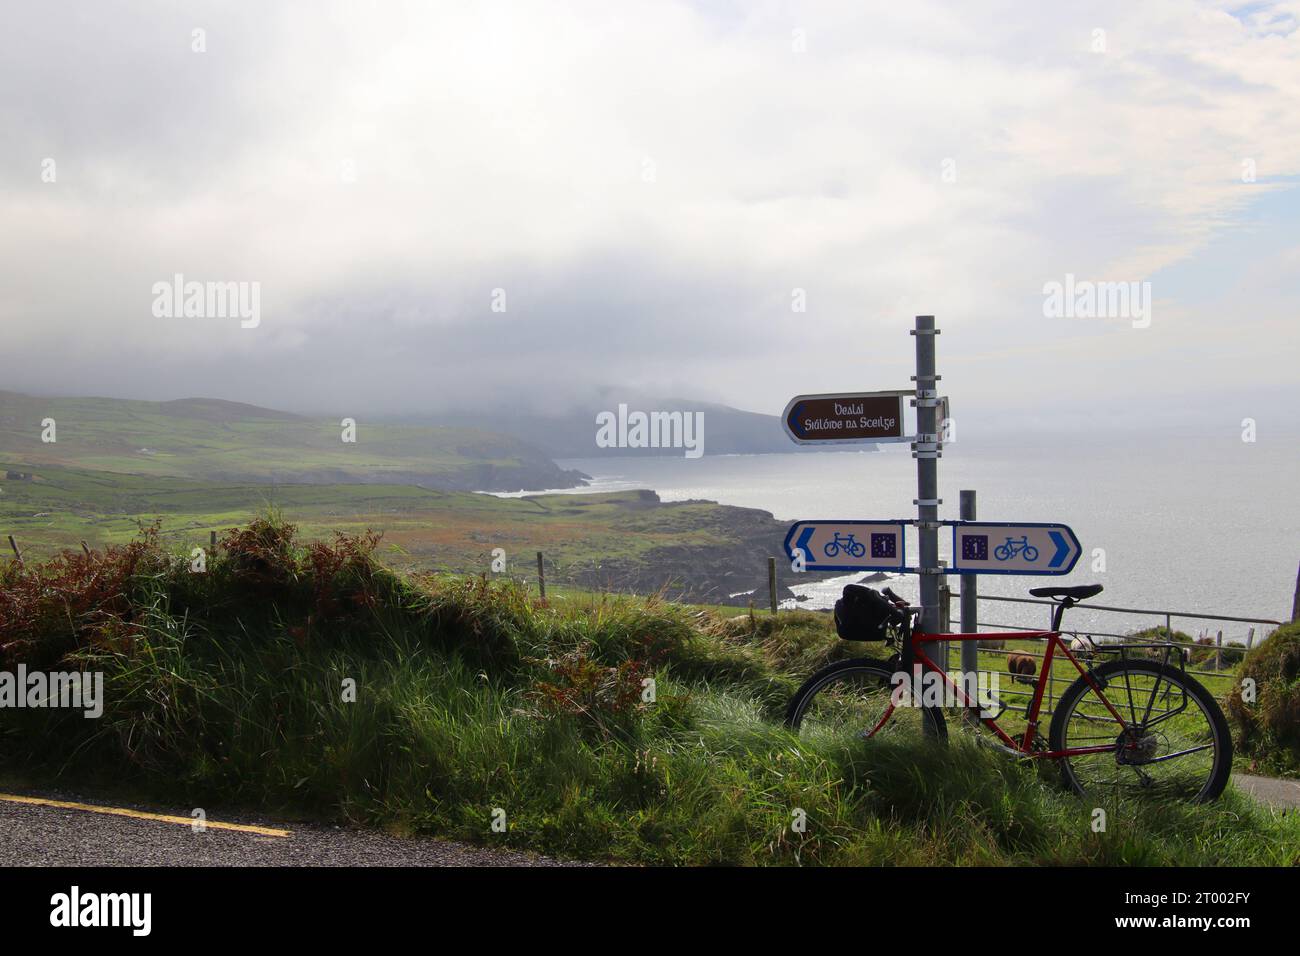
left=494, top=438, right=1300, bottom=644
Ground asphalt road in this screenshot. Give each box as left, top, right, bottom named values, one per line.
left=0, top=790, right=595, bottom=867
left=0, top=773, right=1292, bottom=868
left=1233, top=773, right=1300, bottom=809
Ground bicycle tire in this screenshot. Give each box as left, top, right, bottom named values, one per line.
left=1048, top=658, right=1232, bottom=802
left=785, top=657, right=947, bottom=742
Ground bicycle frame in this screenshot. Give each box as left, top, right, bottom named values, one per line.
left=908, top=629, right=1129, bottom=758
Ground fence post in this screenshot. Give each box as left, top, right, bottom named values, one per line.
left=6, top=535, right=22, bottom=565
left=767, top=557, right=778, bottom=614
left=210, top=530, right=218, bottom=554
left=1292, top=560, right=1300, bottom=622
left=1247, top=627, right=1255, bottom=650
left=959, top=489, right=978, bottom=676
left=1215, top=630, right=1222, bottom=670
left=536, top=551, right=546, bottom=601
left=938, top=560, right=951, bottom=671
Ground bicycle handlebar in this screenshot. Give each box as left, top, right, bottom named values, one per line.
left=880, top=587, right=919, bottom=626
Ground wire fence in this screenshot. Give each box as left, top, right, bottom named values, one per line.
left=4, top=528, right=1288, bottom=724
left=932, top=589, right=1284, bottom=720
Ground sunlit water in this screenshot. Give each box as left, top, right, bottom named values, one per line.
left=495, top=436, right=1298, bottom=643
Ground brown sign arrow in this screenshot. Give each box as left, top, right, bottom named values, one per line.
left=782, top=391, right=908, bottom=444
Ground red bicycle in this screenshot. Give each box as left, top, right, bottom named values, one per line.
left=785, top=584, right=1232, bottom=802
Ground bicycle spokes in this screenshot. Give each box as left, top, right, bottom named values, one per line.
left=790, top=664, right=938, bottom=745
left=1056, top=667, right=1221, bottom=799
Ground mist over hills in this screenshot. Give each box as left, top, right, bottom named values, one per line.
left=0, top=390, right=585, bottom=493
left=0, top=388, right=876, bottom=504
left=391, top=390, right=878, bottom=459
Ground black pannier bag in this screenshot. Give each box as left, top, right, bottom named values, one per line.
left=833, top=585, right=898, bottom=641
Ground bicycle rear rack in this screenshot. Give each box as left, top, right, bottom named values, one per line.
left=1092, top=641, right=1188, bottom=672
left=1088, top=641, right=1192, bottom=728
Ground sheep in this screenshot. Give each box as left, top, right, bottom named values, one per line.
left=1068, top=636, right=1096, bottom=661
left=1006, top=653, right=1037, bottom=684
left=1147, top=644, right=1190, bottom=665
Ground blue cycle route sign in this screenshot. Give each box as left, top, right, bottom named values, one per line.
left=949, top=521, right=1081, bottom=576
left=783, top=520, right=909, bottom=572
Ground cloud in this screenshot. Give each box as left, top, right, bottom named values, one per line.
left=0, top=0, right=1296, bottom=424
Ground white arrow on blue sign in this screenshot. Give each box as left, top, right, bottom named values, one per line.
left=783, top=520, right=909, bottom=572
left=949, top=522, right=1082, bottom=576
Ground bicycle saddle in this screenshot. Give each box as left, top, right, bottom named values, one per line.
left=1028, top=584, right=1103, bottom=601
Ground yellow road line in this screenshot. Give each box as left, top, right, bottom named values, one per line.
left=0, top=792, right=290, bottom=837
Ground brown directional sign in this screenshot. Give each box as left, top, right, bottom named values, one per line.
left=782, top=391, right=908, bottom=445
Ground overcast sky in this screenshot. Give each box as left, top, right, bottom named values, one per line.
left=1, top=1, right=1297, bottom=435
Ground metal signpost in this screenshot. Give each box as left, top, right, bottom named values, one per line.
left=911, top=316, right=944, bottom=674
left=780, top=316, right=1082, bottom=717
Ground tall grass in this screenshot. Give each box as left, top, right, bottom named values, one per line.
left=2, top=519, right=1296, bottom=865
left=1228, top=621, right=1300, bottom=777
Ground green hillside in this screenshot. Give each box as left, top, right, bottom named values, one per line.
left=0, top=461, right=799, bottom=604
left=0, top=391, right=584, bottom=492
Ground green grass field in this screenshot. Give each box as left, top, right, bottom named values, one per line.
left=2, top=521, right=1295, bottom=866
left=0, top=461, right=745, bottom=568
left=924, top=637, right=1237, bottom=727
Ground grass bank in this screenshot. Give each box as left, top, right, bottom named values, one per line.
left=1, top=521, right=1296, bottom=865
left=1228, top=620, right=1300, bottom=778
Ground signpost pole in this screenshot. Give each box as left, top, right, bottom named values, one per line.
left=768, top=557, right=778, bottom=614
left=912, top=316, right=943, bottom=702
left=960, top=490, right=979, bottom=672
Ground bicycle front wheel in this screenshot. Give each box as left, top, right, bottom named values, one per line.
left=1048, top=659, right=1232, bottom=802
left=785, top=658, right=947, bottom=745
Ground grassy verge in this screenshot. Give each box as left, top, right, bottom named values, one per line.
left=1227, top=621, right=1300, bottom=779
left=2, top=521, right=1296, bottom=866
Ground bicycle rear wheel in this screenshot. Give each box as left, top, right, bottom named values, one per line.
left=785, top=658, right=947, bottom=745
left=1048, top=659, right=1231, bottom=802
